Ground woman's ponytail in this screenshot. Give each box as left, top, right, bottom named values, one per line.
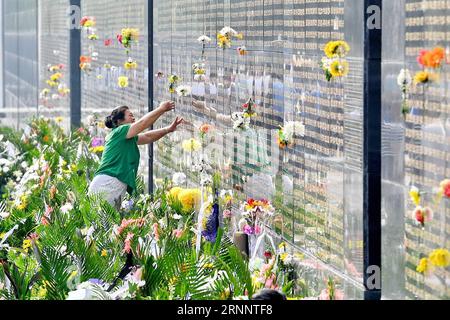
left=104, top=106, right=129, bottom=129
left=105, top=115, right=116, bottom=129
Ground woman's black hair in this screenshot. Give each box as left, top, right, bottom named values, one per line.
left=105, top=106, right=129, bottom=129
left=251, top=289, right=287, bottom=301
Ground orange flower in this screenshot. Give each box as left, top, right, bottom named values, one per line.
left=80, top=56, right=92, bottom=63
left=42, top=135, right=50, bottom=143
left=199, top=124, right=213, bottom=135
left=417, top=47, right=445, bottom=69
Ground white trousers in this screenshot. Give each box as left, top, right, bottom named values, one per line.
left=88, top=174, right=127, bottom=208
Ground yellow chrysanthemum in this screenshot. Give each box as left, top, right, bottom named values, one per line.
left=122, top=28, right=139, bottom=41
left=16, top=195, right=28, bottom=210
left=428, top=249, right=450, bottom=268
left=124, top=61, right=138, bottom=70
left=55, top=117, right=63, bottom=123
left=280, top=253, right=289, bottom=263
left=217, top=34, right=231, bottom=49
left=182, top=138, right=201, bottom=152
left=324, top=40, right=350, bottom=58
left=178, top=188, right=201, bottom=211
left=409, top=187, right=420, bottom=206
left=330, top=60, right=349, bottom=77
left=118, top=76, right=129, bottom=88
left=50, top=73, right=63, bottom=82
left=40, top=88, right=50, bottom=97
left=416, top=258, right=428, bottom=273
left=413, top=71, right=438, bottom=85
left=89, top=146, right=105, bottom=153
left=101, top=249, right=108, bottom=257
left=168, top=187, right=183, bottom=200
left=22, top=239, right=32, bottom=252
left=46, top=80, right=58, bottom=87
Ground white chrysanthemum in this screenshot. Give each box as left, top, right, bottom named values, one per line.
left=172, top=172, right=187, bottom=186
left=60, top=203, right=74, bottom=214
left=284, top=121, right=305, bottom=140
left=176, top=85, right=191, bottom=97
left=219, top=26, right=237, bottom=37
left=231, top=112, right=250, bottom=130
left=321, top=57, right=333, bottom=70
left=397, top=68, right=412, bottom=87
left=0, top=211, right=10, bottom=219
left=197, top=35, right=212, bottom=43
left=173, top=214, right=182, bottom=220
left=194, top=74, right=206, bottom=81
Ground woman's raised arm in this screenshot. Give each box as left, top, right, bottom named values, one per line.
left=126, top=101, right=175, bottom=139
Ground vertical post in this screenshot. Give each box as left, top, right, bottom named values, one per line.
left=0, top=0, right=4, bottom=110
left=148, top=0, right=154, bottom=195
left=363, top=0, right=382, bottom=300
left=69, top=0, right=81, bottom=129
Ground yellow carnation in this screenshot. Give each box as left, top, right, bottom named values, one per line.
left=50, top=73, right=63, bottom=82
left=428, top=249, right=450, bottom=268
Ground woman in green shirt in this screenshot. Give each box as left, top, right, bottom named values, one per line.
left=88, top=101, right=183, bottom=207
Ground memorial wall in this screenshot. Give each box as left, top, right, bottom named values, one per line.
left=2, top=0, right=448, bottom=299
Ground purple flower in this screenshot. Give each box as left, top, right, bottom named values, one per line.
left=91, top=137, right=104, bottom=148
left=243, top=224, right=255, bottom=235
left=88, top=278, right=105, bottom=286
left=202, top=203, right=219, bottom=242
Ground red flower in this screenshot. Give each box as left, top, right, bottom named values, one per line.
left=104, top=39, right=113, bottom=47
left=243, top=103, right=249, bottom=109
left=264, top=251, right=272, bottom=259
left=417, top=49, right=428, bottom=67
left=117, top=34, right=123, bottom=44
left=80, top=17, right=89, bottom=27
left=440, top=179, right=450, bottom=198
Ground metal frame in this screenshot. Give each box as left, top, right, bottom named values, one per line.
left=363, top=0, right=382, bottom=300
left=69, top=0, right=81, bottom=129
left=147, top=0, right=154, bottom=195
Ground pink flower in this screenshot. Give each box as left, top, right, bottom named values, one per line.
left=254, top=225, right=261, bottom=234
left=172, top=229, right=184, bottom=239
left=44, top=205, right=53, bottom=218
left=123, top=233, right=134, bottom=254
left=152, top=223, right=160, bottom=241
left=223, top=209, right=232, bottom=219
left=104, top=39, right=113, bottom=46
left=41, top=216, right=50, bottom=226
left=28, top=233, right=39, bottom=241
left=117, top=34, right=123, bottom=44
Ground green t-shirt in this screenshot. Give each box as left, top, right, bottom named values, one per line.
left=94, top=124, right=140, bottom=194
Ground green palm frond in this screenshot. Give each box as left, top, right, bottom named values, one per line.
left=39, top=246, right=72, bottom=300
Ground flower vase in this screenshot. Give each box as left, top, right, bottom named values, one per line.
left=248, top=233, right=260, bottom=258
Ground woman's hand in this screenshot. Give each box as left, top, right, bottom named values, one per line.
left=167, top=117, right=184, bottom=133
left=159, top=101, right=175, bottom=113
